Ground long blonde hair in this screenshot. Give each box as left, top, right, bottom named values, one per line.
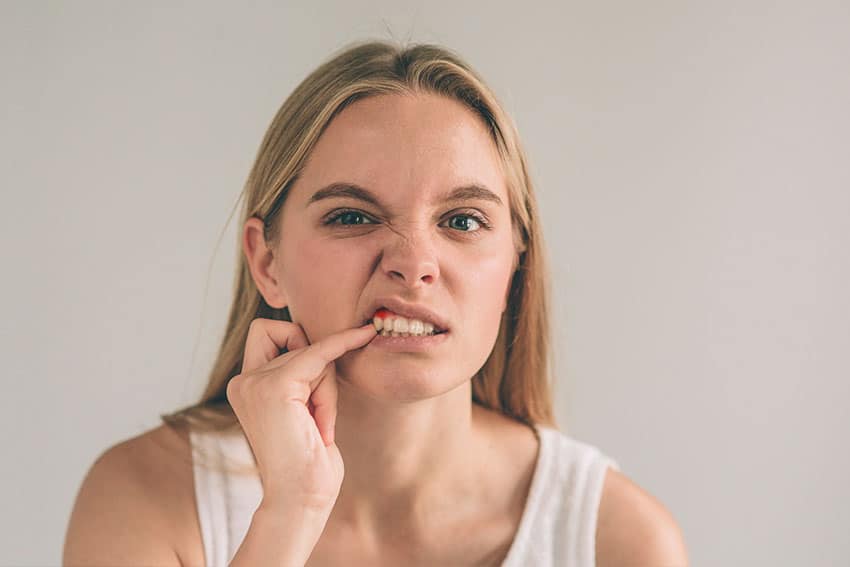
left=161, top=39, right=557, bottom=446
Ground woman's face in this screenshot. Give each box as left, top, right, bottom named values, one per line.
left=268, top=92, right=517, bottom=402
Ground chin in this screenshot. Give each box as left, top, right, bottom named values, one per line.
left=335, top=355, right=463, bottom=403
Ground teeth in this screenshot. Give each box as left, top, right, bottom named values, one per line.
left=371, top=313, right=440, bottom=336
left=394, top=317, right=409, bottom=333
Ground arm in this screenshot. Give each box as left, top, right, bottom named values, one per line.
left=596, top=467, right=690, bottom=567
left=229, top=502, right=330, bottom=567
left=64, top=430, right=330, bottom=567
left=63, top=444, right=181, bottom=566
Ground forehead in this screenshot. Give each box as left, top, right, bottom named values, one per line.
left=291, top=92, right=508, bottom=206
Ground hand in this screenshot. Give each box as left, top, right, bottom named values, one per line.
left=226, top=318, right=376, bottom=513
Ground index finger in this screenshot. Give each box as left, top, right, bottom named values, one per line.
left=274, top=324, right=377, bottom=403
left=309, top=322, right=377, bottom=361
left=282, top=324, right=378, bottom=382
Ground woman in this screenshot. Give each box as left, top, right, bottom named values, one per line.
left=64, top=40, right=688, bottom=566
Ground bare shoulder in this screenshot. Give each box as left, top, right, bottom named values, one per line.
left=63, top=423, right=202, bottom=566
left=595, top=467, right=689, bottom=567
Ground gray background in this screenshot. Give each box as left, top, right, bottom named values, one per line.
left=2, top=1, right=848, bottom=565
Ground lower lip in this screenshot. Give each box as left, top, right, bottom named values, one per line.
left=367, top=331, right=450, bottom=352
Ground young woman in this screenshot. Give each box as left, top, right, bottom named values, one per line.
left=64, top=40, right=688, bottom=566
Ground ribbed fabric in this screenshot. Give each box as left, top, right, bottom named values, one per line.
left=189, top=424, right=620, bottom=566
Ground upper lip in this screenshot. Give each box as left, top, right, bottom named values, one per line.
left=362, top=297, right=450, bottom=332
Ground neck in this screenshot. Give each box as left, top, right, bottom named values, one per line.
left=330, top=379, right=486, bottom=537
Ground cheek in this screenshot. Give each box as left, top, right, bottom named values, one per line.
left=438, top=249, right=513, bottom=384
left=295, top=237, right=365, bottom=279
left=283, top=238, right=367, bottom=332
left=460, top=245, right=515, bottom=326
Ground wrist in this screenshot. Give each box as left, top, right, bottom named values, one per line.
left=230, top=502, right=330, bottom=567
left=254, top=499, right=331, bottom=533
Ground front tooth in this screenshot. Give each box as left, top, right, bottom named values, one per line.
left=393, top=316, right=409, bottom=333
left=372, top=314, right=437, bottom=336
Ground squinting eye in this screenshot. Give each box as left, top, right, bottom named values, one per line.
left=324, top=210, right=377, bottom=226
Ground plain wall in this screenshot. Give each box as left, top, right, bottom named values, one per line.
left=2, top=1, right=848, bottom=565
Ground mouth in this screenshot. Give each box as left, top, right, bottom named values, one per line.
left=363, top=307, right=449, bottom=337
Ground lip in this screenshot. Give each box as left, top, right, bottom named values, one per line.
left=367, top=329, right=450, bottom=352
left=361, top=297, right=450, bottom=332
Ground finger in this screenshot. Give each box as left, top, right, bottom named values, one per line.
left=308, top=323, right=377, bottom=364
left=310, top=362, right=339, bottom=446
left=246, top=322, right=375, bottom=392
left=285, top=323, right=376, bottom=387
left=241, top=319, right=310, bottom=375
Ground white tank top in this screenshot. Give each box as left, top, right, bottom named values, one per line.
left=189, top=423, right=620, bottom=566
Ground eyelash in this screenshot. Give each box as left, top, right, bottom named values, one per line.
left=322, top=208, right=492, bottom=234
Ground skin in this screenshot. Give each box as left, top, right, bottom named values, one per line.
left=63, top=90, right=688, bottom=566
left=242, top=91, right=531, bottom=558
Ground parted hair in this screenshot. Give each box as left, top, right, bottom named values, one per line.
left=161, top=39, right=557, bottom=467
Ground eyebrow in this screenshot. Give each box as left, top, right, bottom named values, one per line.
left=306, top=182, right=504, bottom=209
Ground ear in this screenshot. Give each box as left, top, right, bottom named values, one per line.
left=242, top=216, right=289, bottom=309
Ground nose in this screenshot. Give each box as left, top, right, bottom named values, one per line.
left=378, top=225, right=439, bottom=287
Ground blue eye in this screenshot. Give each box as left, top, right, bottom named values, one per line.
left=447, top=214, right=483, bottom=232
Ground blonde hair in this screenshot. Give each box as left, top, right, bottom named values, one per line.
left=162, top=39, right=557, bottom=467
